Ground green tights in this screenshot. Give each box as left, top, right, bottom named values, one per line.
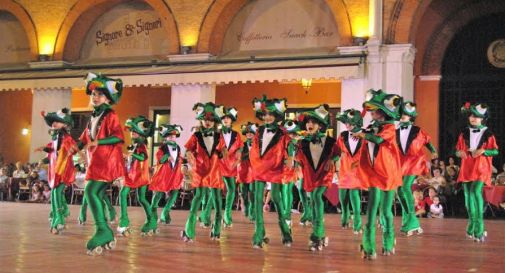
left=151, top=190, right=179, bottom=224
left=362, top=187, right=396, bottom=255
left=463, top=181, right=485, bottom=238
left=282, top=182, right=295, bottom=221
left=223, top=176, right=236, bottom=226
left=297, top=179, right=313, bottom=224
left=397, top=175, right=420, bottom=232
left=310, top=186, right=327, bottom=242
left=84, top=180, right=114, bottom=250
left=338, top=188, right=362, bottom=232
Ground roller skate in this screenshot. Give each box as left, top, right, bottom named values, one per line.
left=381, top=247, right=396, bottom=256
left=299, top=220, right=312, bottom=226
left=474, top=231, right=487, bottom=243
left=210, top=231, right=220, bottom=241
left=180, top=230, right=193, bottom=243
left=199, top=221, right=211, bottom=228
left=309, top=239, right=323, bottom=252
left=403, top=227, right=423, bottom=237
left=116, top=226, right=131, bottom=237
left=353, top=229, right=363, bottom=235
left=50, top=224, right=65, bottom=235
left=282, top=237, right=293, bottom=248
left=252, top=237, right=270, bottom=249
left=78, top=215, right=86, bottom=225
left=341, top=222, right=350, bottom=229
left=359, top=244, right=377, bottom=260
left=86, top=226, right=116, bottom=256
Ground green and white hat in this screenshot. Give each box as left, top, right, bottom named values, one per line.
left=241, top=122, right=258, bottom=135
left=193, top=102, right=224, bottom=122
left=283, top=119, right=301, bottom=134
left=41, top=108, right=74, bottom=128
left=299, top=104, right=331, bottom=129
left=222, top=107, right=238, bottom=122
left=363, top=89, right=403, bottom=120
left=336, top=109, right=363, bottom=128
left=400, top=101, right=418, bottom=118
left=252, top=95, right=287, bottom=121
left=159, top=124, right=183, bottom=138
left=84, top=72, right=123, bottom=105
left=125, top=115, right=154, bottom=137
left=461, top=102, right=489, bottom=119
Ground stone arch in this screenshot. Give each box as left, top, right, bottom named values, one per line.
left=197, top=0, right=352, bottom=55
left=0, top=0, right=38, bottom=60
left=53, top=0, right=180, bottom=61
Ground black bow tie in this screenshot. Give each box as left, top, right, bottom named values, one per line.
left=400, top=126, right=409, bottom=130
left=203, top=132, right=214, bottom=137
left=266, top=129, right=276, bottom=133
left=472, top=129, right=481, bottom=133
left=171, top=147, right=177, bottom=151
left=310, top=138, right=322, bottom=145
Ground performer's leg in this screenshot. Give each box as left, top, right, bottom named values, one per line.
left=49, top=187, right=59, bottom=231
left=339, top=188, right=350, bottom=228
left=239, top=184, right=250, bottom=218
left=60, top=188, right=70, bottom=218
left=210, top=188, right=223, bottom=238
left=298, top=179, right=313, bottom=225
left=103, top=193, right=116, bottom=223
left=151, top=191, right=164, bottom=224
left=79, top=195, right=88, bottom=224
left=248, top=183, right=255, bottom=221
left=118, top=186, right=131, bottom=232
left=402, top=176, right=420, bottom=234
left=252, top=181, right=266, bottom=247
left=397, top=176, right=409, bottom=231
left=137, top=185, right=155, bottom=233
left=350, top=189, right=362, bottom=233
left=198, top=187, right=209, bottom=223
left=85, top=180, right=115, bottom=253
left=381, top=190, right=396, bottom=254
left=201, top=188, right=213, bottom=227
left=282, top=182, right=295, bottom=221
left=470, top=181, right=485, bottom=240
left=462, top=183, right=474, bottom=237
left=53, top=184, right=66, bottom=228
left=183, top=187, right=204, bottom=240
left=223, top=176, right=236, bottom=226
left=362, top=187, right=380, bottom=258
left=310, top=186, right=327, bottom=250
left=161, top=190, right=179, bottom=224
left=270, top=183, right=292, bottom=244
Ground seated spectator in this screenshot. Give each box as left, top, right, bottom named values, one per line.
left=495, top=163, right=505, bottom=185
left=447, top=156, right=460, bottom=173
left=424, top=187, right=437, bottom=207
left=413, top=174, right=430, bottom=191
left=26, top=171, right=41, bottom=188
left=12, top=161, right=27, bottom=178
left=414, top=190, right=426, bottom=217
left=428, top=196, right=444, bottom=218
left=42, top=184, right=51, bottom=203
left=427, top=168, right=446, bottom=191
left=36, top=162, right=48, bottom=183
left=439, top=161, right=447, bottom=177
left=29, top=184, right=43, bottom=202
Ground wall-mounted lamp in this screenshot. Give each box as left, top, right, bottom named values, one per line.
left=352, top=36, right=369, bottom=46
left=181, top=46, right=193, bottom=55
left=38, top=54, right=50, bottom=62
left=301, top=78, right=312, bottom=94
left=21, top=128, right=30, bottom=136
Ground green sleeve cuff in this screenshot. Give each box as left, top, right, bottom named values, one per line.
left=364, top=134, right=384, bottom=144
left=425, top=142, right=437, bottom=154
left=160, top=154, right=170, bottom=164
left=132, top=153, right=146, bottom=161
left=333, top=156, right=340, bottom=162
left=41, top=158, right=50, bottom=164
left=97, top=136, right=122, bottom=145
left=287, top=142, right=297, bottom=157
left=484, top=149, right=499, bottom=157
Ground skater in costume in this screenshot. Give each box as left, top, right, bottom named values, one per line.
left=296, top=105, right=339, bottom=251
left=456, top=103, right=499, bottom=242
left=237, top=122, right=258, bottom=221
left=118, top=116, right=155, bottom=236
left=35, top=108, right=77, bottom=234
left=355, top=89, right=403, bottom=259
left=78, top=72, right=125, bottom=255
left=149, top=124, right=184, bottom=226
left=249, top=95, right=292, bottom=248
left=335, top=109, right=366, bottom=234
left=282, top=119, right=302, bottom=226
left=396, top=101, right=438, bottom=236
left=77, top=188, right=116, bottom=225
left=218, top=107, right=243, bottom=228
left=181, top=102, right=224, bottom=242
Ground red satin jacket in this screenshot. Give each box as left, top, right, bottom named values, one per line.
left=218, top=130, right=243, bottom=177
left=397, top=126, right=432, bottom=176
left=249, top=126, right=289, bottom=184
left=336, top=131, right=366, bottom=190
left=46, top=132, right=76, bottom=188
left=150, top=144, right=184, bottom=192
left=124, top=143, right=150, bottom=189
left=185, top=132, right=223, bottom=189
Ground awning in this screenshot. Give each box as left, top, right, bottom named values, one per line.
left=0, top=56, right=364, bottom=91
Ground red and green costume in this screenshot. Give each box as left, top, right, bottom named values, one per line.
left=237, top=122, right=257, bottom=221
left=456, top=103, right=499, bottom=242
left=149, top=124, right=184, bottom=226
left=396, top=101, right=437, bottom=235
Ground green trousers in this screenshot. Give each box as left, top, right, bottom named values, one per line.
left=118, top=185, right=154, bottom=232
left=50, top=184, right=66, bottom=229
left=184, top=187, right=222, bottom=239
left=310, top=186, right=327, bottom=242
left=151, top=190, right=179, bottom=224
left=463, top=181, right=485, bottom=238
left=338, top=188, right=362, bottom=232
left=252, top=181, right=292, bottom=245
left=84, top=180, right=114, bottom=250
left=282, top=182, right=295, bottom=221
left=297, top=179, right=313, bottom=224
left=198, top=188, right=210, bottom=225
left=239, top=183, right=252, bottom=219
left=79, top=193, right=116, bottom=223
left=223, top=176, right=236, bottom=226
left=397, top=175, right=420, bottom=233
left=362, top=187, right=396, bottom=255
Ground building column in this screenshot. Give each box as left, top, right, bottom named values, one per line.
left=415, top=75, right=441, bottom=149
left=170, top=84, right=215, bottom=150
left=341, top=78, right=371, bottom=129
left=30, top=88, right=72, bottom=162
left=383, top=44, right=416, bottom=101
